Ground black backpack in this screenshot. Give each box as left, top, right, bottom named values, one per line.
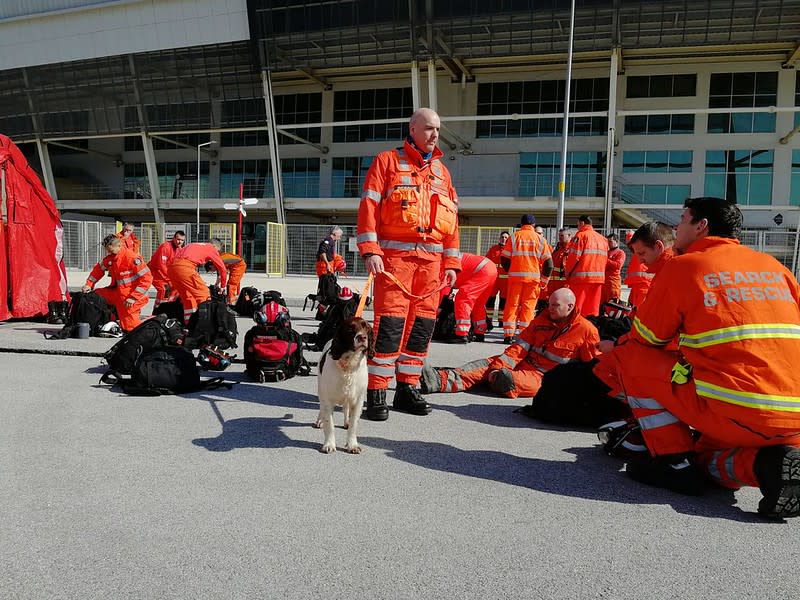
left=233, top=286, right=261, bottom=317
left=432, top=295, right=457, bottom=341
left=45, top=291, right=115, bottom=340
left=153, top=300, right=183, bottom=322
left=244, top=325, right=310, bottom=382
left=519, top=360, right=627, bottom=428
left=304, top=294, right=361, bottom=351
left=101, top=346, right=229, bottom=396
left=103, top=314, right=184, bottom=375
left=185, top=297, right=238, bottom=350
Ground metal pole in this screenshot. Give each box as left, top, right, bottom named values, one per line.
left=603, top=47, right=620, bottom=231
left=556, top=0, right=576, bottom=231
left=197, top=140, right=215, bottom=238
left=238, top=183, right=244, bottom=257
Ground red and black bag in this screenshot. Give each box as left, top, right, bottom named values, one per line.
left=244, top=302, right=310, bottom=382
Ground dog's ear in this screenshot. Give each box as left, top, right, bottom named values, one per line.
left=330, top=324, right=346, bottom=360
left=366, top=321, right=376, bottom=360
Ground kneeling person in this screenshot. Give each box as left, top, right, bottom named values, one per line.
left=82, top=234, right=152, bottom=331
left=420, top=288, right=599, bottom=398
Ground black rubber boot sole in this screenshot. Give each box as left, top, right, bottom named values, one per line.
left=758, top=448, right=800, bottom=519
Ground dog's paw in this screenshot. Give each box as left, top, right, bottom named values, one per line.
left=313, top=419, right=322, bottom=429
left=342, top=421, right=350, bottom=430
left=344, top=443, right=362, bottom=454
left=320, top=442, right=336, bottom=454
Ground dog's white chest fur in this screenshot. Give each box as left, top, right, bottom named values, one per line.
left=316, top=348, right=368, bottom=454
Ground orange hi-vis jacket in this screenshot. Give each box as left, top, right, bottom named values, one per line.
left=86, top=247, right=152, bottom=302
left=488, top=307, right=600, bottom=374
left=148, top=241, right=179, bottom=281
left=174, top=243, right=228, bottom=288
left=116, top=231, right=141, bottom=255
left=623, top=254, right=653, bottom=288
left=565, top=224, right=608, bottom=285
left=547, top=242, right=568, bottom=293
left=485, top=244, right=509, bottom=291
left=631, top=236, right=800, bottom=428
left=501, top=225, right=552, bottom=284
left=356, top=139, right=460, bottom=271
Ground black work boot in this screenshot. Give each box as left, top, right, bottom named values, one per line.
left=364, top=388, right=389, bottom=421
left=393, top=382, right=432, bottom=415
left=626, top=453, right=706, bottom=496
left=754, top=445, right=800, bottom=519
left=47, top=300, right=66, bottom=324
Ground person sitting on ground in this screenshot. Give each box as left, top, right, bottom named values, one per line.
left=594, top=197, right=800, bottom=518
left=82, top=234, right=152, bottom=331
left=420, top=288, right=599, bottom=398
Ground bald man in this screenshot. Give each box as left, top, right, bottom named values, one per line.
left=357, top=107, right=460, bottom=419
left=420, top=288, right=601, bottom=399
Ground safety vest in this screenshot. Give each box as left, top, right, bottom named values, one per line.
left=87, top=247, right=152, bottom=301
left=489, top=308, right=600, bottom=374
left=501, top=225, right=551, bottom=283
left=356, top=139, right=460, bottom=271
left=631, top=236, right=800, bottom=427
left=565, top=224, right=608, bottom=284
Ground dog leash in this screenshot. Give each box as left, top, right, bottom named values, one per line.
left=355, top=273, right=373, bottom=318
left=353, top=270, right=447, bottom=318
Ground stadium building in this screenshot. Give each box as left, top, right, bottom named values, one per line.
left=1, top=0, right=800, bottom=272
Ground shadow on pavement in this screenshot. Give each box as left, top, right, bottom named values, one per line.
left=361, top=437, right=761, bottom=522
left=192, top=413, right=318, bottom=452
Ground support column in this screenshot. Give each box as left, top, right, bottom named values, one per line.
left=603, top=47, right=620, bottom=231
left=141, top=133, right=164, bottom=230
left=35, top=139, right=58, bottom=201
left=427, top=59, right=437, bottom=111
left=411, top=61, right=421, bottom=110
left=261, top=69, right=285, bottom=226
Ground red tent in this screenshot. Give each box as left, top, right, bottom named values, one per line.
left=0, top=134, right=69, bottom=321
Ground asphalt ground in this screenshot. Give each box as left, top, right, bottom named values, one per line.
left=1, top=275, right=797, bottom=599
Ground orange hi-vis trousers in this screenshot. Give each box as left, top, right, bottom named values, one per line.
left=368, top=252, right=441, bottom=390
left=426, top=357, right=545, bottom=399
left=569, top=281, right=603, bottom=317
left=168, top=258, right=211, bottom=324
left=502, top=280, right=539, bottom=338
left=94, top=287, right=148, bottom=331
left=151, top=276, right=177, bottom=308
left=594, top=342, right=800, bottom=489
left=226, top=262, right=246, bottom=303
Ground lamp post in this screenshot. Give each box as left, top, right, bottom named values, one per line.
left=196, top=140, right=216, bottom=239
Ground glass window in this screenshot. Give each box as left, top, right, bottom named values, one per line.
left=622, top=150, right=693, bottom=173
left=477, top=79, right=609, bottom=138
left=790, top=150, right=800, bottom=206
left=626, top=74, right=696, bottom=98
left=331, top=157, right=373, bottom=198
left=624, top=113, right=695, bottom=135
left=282, top=158, right=320, bottom=197
left=794, top=73, right=800, bottom=128
left=333, top=88, right=413, bottom=143
left=704, top=149, right=773, bottom=205
left=708, top=72, right=777, bottom=134
left=220, top=159, right=272, bottom=199
left=519, top=152, right=605, bottom=197
left=620, top=184, right=691, bottom=205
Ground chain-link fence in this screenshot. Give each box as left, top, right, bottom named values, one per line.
left=60, top=219, right=800, bottom=278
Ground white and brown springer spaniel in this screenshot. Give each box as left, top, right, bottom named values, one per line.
left=315, top=316, right=374, bottom=454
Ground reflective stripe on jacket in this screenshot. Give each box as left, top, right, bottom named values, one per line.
left=86, top=247, right=153, bottom=302
left=565, top=224, right=608, bottom=284
left=624, top=254, right=654, bottom=287
left=357, top=139, right=460, bottom=271
left=501, top=225, right=552, bottom=283
left=631, top=236, right=800, bottom=427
